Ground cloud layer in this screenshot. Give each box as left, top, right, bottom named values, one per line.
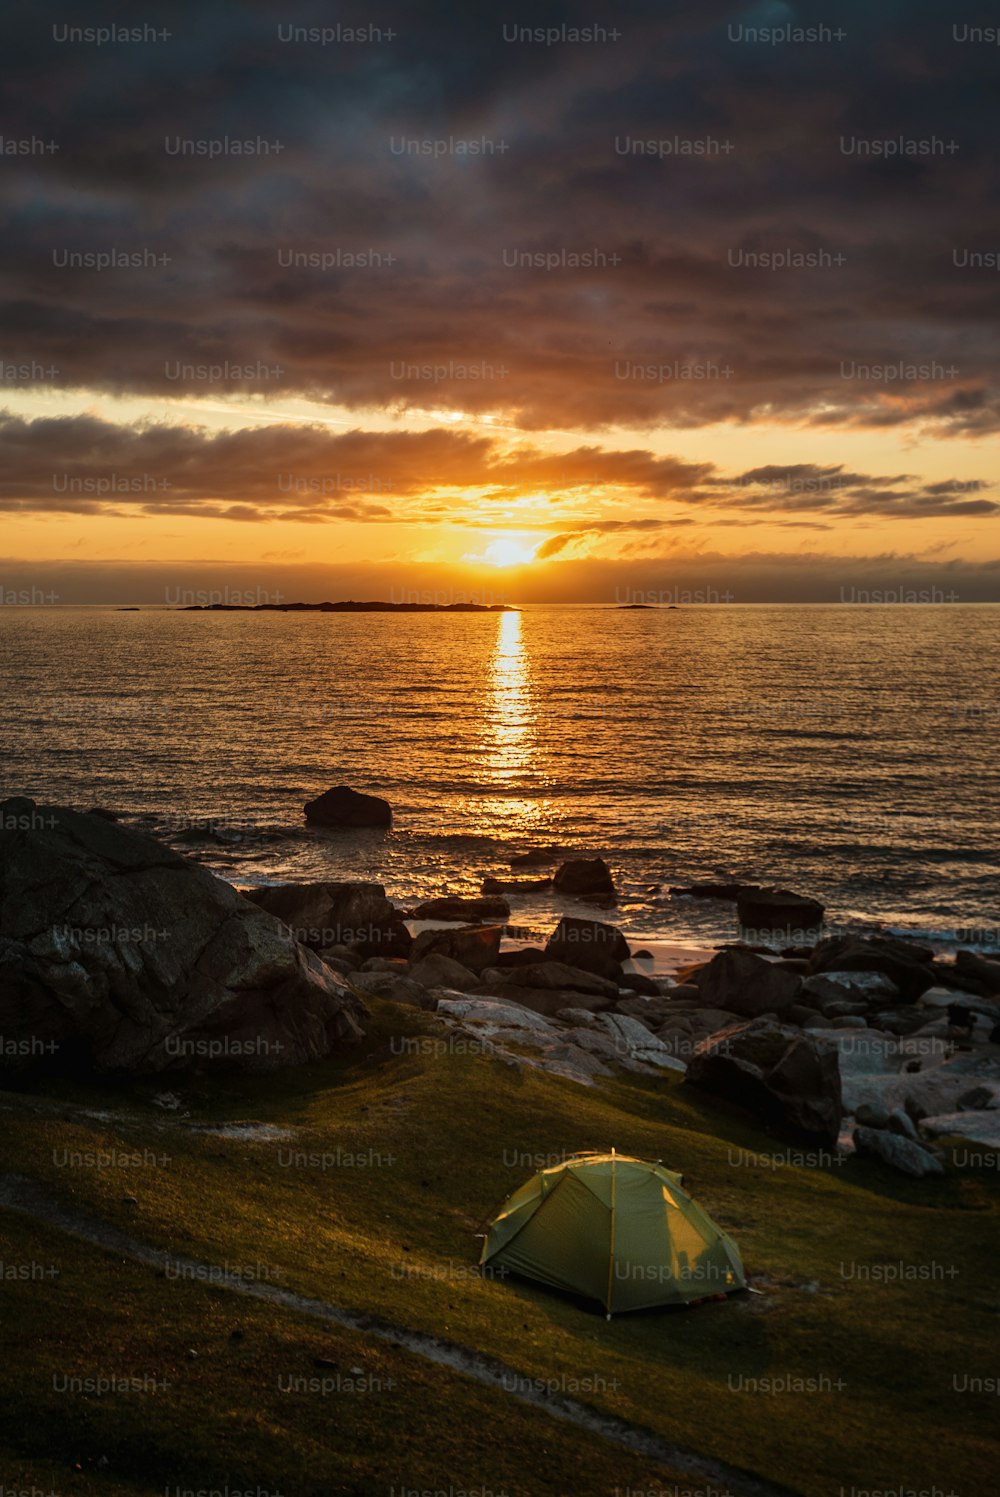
left=2, top=0, right=999, bottom=431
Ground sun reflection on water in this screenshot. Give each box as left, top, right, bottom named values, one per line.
left=481, top=609, right=543, bottom=831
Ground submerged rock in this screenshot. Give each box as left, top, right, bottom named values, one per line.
left=736, top=889, right=825, bottom=935
left=303, top=785, right=392, bottom=828
left=410, top=895, right=510, bottom=922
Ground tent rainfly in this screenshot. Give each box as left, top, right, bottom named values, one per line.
left=479, top=1150, right=746, bottom=1316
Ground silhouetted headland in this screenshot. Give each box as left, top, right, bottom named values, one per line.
left=181, top=600, right=512, bottom=612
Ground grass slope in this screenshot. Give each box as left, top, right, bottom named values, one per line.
left=1, top=997, right=998, bottom=1496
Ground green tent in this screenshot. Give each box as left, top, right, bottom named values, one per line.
left=479, top=1151, right=745, bottom=1315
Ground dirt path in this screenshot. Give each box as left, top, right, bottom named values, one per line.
left=0, top=1172, right=803, bottom=1497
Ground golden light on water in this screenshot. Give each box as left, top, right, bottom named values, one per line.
left=480, top=609, right=543, bottom=831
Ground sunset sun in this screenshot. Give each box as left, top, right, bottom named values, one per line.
left=481, top=537, right=540, bottom=567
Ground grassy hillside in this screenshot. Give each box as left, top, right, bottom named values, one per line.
left=1, top=997, right=997, bottom=1496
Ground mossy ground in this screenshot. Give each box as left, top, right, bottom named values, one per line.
left=1, top=998, right=997, bottom=1497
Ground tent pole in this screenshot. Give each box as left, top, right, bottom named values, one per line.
left=606, top=1145, right=617, bottom=1317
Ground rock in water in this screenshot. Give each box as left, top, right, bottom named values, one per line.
left=543, top=917, right=630, bottom=978
left=696, top=948, right=802, bottom=1018
left=247, top=881, right=412, bottom=958
left=303, top=785, right=392, bottom=827
left=736, top=889, right=825, bottom=935
left=686, top=1017, right=843, bottom=1142
left=552, top=858, right=616, bottom=897
left=410, top=895, right=510, bottom=922
left=0, top=797, right=366, bottom=1075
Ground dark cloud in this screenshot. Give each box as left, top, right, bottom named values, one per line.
left=0, top=412, right=991, bottom=528
left=1, top=1, right=998, bottom=430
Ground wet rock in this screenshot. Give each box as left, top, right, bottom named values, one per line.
left=303, top=785, right=392, bottom=828
left=410, top=895, right=510, bottom=923
left=552, top=858, right=616, bottom=898
left=736, top=889, right=825, bottom=935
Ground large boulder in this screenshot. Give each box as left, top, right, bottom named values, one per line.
left=809, top=935, right=936, bottom=1002
left=552, top=858, right=616, bottom=897
left=696, top=948, right=802, bottom=1018
left=543, top=917, right=629, bottom=978
left=0, top=798, right=366, bottom=1075
left=303, top=785, right=392, bottom=828
left=410, top=895, right=510, bottom=923
left=686, top=1017, right=843, bottom=1142
left=247, top=881, right=412, bottom=958
left=736, top=889, right=825, bottom=936
left=409, top=924, right=502, bottom=975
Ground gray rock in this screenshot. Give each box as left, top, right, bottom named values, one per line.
left=595, top=1013, right=686, bottom=1072
left=695, top=948, right=802, bottom=1019
left=303, top=785, right=392, bottom=827
left=0, top=797, right=366, bottom=1074
left=852, top=1126, right=944, bottom=1178
left=686, top=1017, right=842, bottom=1142
left=886, top=1107, right=920, bottom=1142
left=855, top=1102, right=890, bottom=1128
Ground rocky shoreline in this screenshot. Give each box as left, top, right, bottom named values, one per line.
left=2, top=793, right=998, bottom=1179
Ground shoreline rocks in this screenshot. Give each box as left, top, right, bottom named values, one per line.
left=247, top=881, right=412, bottom=959
left=0, top=799, right=366, bottom=1076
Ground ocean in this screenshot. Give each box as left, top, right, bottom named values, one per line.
left=2, top=603, right=998, bottom=952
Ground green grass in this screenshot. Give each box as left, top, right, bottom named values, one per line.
left=1, top=996, right=998, bottom=1497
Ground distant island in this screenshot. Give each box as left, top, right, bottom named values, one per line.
left=180, top=601, right=512, bottom=613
